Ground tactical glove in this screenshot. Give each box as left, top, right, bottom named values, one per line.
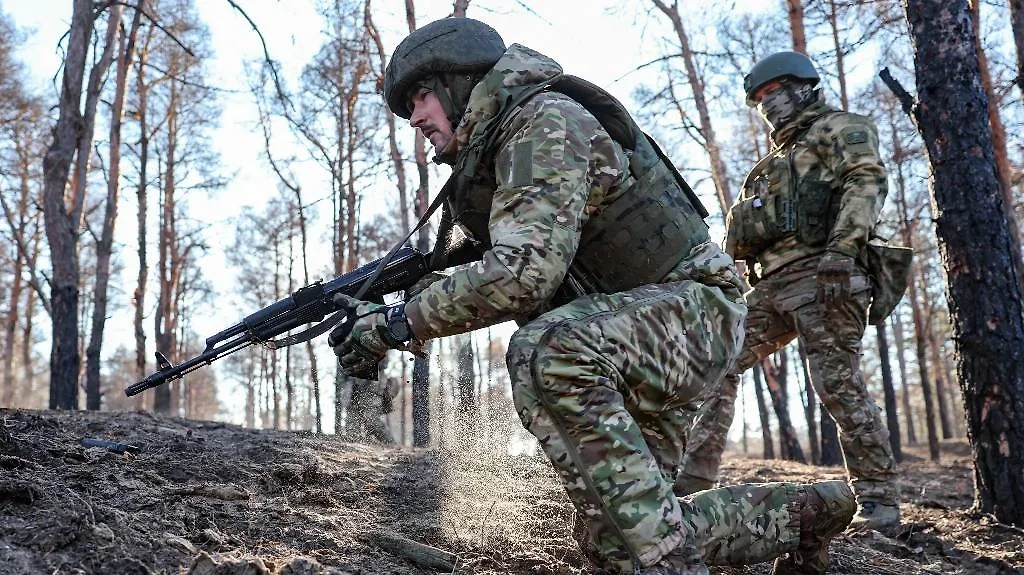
left=816, top=252, right=856, bottom=311
left=328, top=294, right=417, bottom=377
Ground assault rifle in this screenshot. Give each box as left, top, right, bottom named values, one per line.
left=126, top=246, right=440, bottom=397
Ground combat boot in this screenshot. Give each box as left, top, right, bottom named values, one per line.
left=848, top=500, right=900, bottom=532
left=771, top=480, right=856, bottom=575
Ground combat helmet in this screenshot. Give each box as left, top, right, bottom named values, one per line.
left=384, top=17, right=506, bottom=123
left=743, top=51, right=820, bottom=104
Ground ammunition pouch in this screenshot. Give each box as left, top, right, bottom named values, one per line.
left=862, top=239, right=914, bottom=324
left=796, top=180, right=840, bottom=247
left=724, top=174, right=796, bottom=259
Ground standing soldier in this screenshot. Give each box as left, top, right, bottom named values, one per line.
left=330, top=20, right=856, bottom=574
left=677, top=51, right=900, bottom=533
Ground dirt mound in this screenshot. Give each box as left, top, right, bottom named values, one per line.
left=1, top=409, right=1021, bottom=574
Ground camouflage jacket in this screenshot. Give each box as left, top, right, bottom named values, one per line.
left=405, top=44, right=738, bottom=340
left=727, top=101, right=888, bottom=277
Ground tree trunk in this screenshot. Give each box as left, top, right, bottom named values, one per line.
left=903, top=228, right=941, bottom=462
left=751, top=365, right=775, bottom=459
left=892, top=314, right=918, bottom=445
left=786, top=0, right=807, bottom=53
left=905, top=0, right=1024, bottom=525
left=796, top=339, right=820, bottom=464
left=918, top=267, right=955, bottom=440
left=875, top=322, right=902, bottom=463
left=651, top=0, right=734, bottom=219
left=134, top=25, right=155, bottom=382
left=971, top=1, right=1024, bottom=296
left=87, top=4, right=139, bottom=411
left=888, top=100, right=940, bottom=460
left=761, top=352, right=806, bottom=463
left=41, top=0, right=95, bottom=410
left=819, top=407, right=842, bottom=465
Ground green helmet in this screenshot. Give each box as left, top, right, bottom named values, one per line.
left=384, top=17, right=506, bottom=121
left=743, top=51, right=819, bottom=103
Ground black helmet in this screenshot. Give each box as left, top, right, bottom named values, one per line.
left=384, top=17, right=506, bottom=120
left=743, top=51, right=819, bottom=103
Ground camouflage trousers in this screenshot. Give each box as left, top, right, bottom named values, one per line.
left=507, top=273, right=791, bottom=572
left=680, top=256, right=899, bottom=506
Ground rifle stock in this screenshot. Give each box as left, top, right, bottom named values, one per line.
left=126, top=246, right=435, bottom=397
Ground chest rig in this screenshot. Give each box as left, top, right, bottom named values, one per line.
left=430, top=74, right=711, bottom=300
left=724, top=111, right=842, bottom=261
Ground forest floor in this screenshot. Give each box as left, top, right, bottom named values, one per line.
left=1, top=408, right=1022, bottom=575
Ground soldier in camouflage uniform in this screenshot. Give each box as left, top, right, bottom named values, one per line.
left=677, top=51, right=901, bottom=533
left=328, top=20, right=856, bottom=574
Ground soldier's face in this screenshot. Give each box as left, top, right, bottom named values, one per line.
left=408, top=87, right=453, bottom=152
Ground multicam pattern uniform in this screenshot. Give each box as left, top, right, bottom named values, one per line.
left=680, top=100, right=900, bottom=508
left=404, top=45, right=832, bottom=573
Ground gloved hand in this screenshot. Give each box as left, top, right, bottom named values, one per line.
left=405, top=271, right=448, bottom=301
left=328, top=294, right=413, bottom=377
left=816, top=252, right=856, bottom=311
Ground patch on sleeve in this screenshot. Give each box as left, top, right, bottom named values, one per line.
left=510, top=141, right=534, bottom=188
left=842, top=129, right=869, bottom=145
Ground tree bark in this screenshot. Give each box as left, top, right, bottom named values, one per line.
left=905, top=0, right=1024, bottom=525
left=971, top=1, right=1024, bottom=296
left=41, top=0, right=95, bottom=410
left=875, top=322, right=902, bottom=463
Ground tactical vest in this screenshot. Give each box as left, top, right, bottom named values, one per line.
left=431, top=74, right=711, bottom=299
left=724, top=111, right=842, bottom=261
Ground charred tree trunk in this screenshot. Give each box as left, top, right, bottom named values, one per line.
left=752, top=365, right=775, bottom=459
left=905, top=0, right=1024, bottom=525
left=971, top=2, right=1024, bottom=296
left=875, top=322, right=902, bottom=463
left=41, top=0, right=96, bottom=410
